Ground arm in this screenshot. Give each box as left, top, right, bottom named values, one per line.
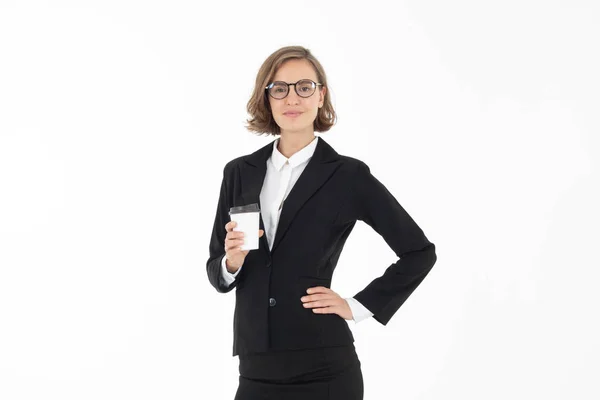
left=352, top=161, right=437, bottom=326
left=206, top=165, right=238, bottom=293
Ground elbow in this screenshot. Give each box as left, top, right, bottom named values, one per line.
left=424, top=242, right=437, bottom=270
left=400, top=241, right=437, bottom=273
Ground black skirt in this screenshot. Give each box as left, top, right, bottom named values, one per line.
left=234, top=344, right=363, bottom=400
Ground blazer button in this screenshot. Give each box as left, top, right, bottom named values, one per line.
left=266, top=261, right=272, bottom=268
left=269, top=297, right=276, bottom=307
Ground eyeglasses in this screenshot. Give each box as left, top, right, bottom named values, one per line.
left=265, top=79, right=323, bottom=99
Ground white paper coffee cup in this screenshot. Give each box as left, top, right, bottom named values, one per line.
left=229, top=203, right=260, bottom=251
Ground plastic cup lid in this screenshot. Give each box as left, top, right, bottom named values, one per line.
left=229, top=203, right=260, bottom=215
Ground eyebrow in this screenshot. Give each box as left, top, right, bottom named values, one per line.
left=271, top=79, right=315, bottom=82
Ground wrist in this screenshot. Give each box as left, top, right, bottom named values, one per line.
left=225, top=258, right=238, bottom=274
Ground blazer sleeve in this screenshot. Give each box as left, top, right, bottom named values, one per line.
left=352, top=161, right=437, bottom=325
left=206, top=164, right=237, bottom=293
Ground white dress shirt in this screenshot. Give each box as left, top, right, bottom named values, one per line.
left=220, top=136, right=374, bottom=323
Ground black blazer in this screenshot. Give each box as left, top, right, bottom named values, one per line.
left=206, top=137, right=437, bottom=357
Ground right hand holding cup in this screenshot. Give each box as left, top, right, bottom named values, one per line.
left=224, top=221, right=264, bottom=274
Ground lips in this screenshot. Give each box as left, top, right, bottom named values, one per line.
left=284, top=112, right=303, bottom=117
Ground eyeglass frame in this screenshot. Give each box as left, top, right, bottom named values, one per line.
left=265, top=79, right=324, bottom=99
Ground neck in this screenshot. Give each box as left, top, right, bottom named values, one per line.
left=277, top=132, right=316, bottom=159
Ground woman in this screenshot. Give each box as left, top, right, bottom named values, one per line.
left=206, top=45, right=437, bottom=400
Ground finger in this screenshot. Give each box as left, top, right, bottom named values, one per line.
left=311, top=306, right=339, bottom=314
left=259, top=229, right=264, bottom=237
left=226, top=231, right=245, bottom=240
left=225, top=248, right=245, bottom=261
left=224, top=242, right=236, bottom=252
left=301, top=293, right=335, bottom=302
left=302, top=299, right=340, bottom=308
left=306, top=286, right=332, bottom=294
left=225, top=221, right=237, bottom=232
left=224, top=238, right=245, bottom=251
left=225, top=235, right=244, bottom=249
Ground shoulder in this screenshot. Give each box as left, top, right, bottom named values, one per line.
left=334, top=155, right=381, bottom=199
left=222, top=156, right=245, bottom=176
left=337, top=155, right=371, bottom=175
left=221, top=139, right=274, bottom=176
left=220, top=151, right=257, bottom=178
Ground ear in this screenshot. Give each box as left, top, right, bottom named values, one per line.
left=319, top=86, right=326, bottom=107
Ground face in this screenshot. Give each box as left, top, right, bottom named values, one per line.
left=267, top=59, right=326, bottom=137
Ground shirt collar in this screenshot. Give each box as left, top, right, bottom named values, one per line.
left=270, top=136, right=319, bottom=171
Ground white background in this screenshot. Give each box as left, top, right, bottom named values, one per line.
left=1, top=1, right=598, bottom=399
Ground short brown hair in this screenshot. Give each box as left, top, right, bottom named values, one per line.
left=245, top=46, right=337, bottom=136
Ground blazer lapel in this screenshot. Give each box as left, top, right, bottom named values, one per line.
left=239, top=136, right=342, bottom=255
left=239, top=140, right=272, bottom=257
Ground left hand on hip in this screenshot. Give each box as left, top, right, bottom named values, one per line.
left=300, top=286, right=353, bottom=321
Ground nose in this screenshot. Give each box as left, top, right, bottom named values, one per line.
left=285, top=85, right=301, bottom=105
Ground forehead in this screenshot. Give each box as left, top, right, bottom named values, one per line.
left=272, top=59, right=318, bottom=82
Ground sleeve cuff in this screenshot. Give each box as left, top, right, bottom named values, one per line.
left=346, top=297, right=374, bottom=324
left=220, top=255, right=240, bottom=286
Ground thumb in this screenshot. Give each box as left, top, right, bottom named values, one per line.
left=259, top=229, right=264, bottom=237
